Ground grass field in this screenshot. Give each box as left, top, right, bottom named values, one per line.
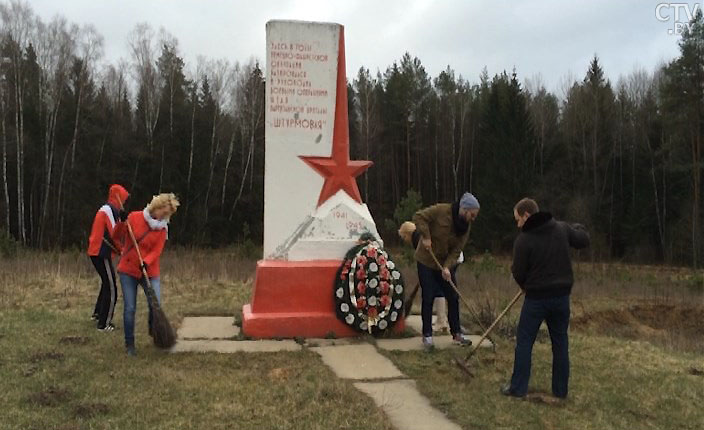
left=1, top=248, right=703, bottom=430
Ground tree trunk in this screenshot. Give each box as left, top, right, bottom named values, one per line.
left=204, top=107, right=219, bottom=223
left=14, top=63, right=26, bottom=244
left=185, top=88, right=196, bottom=220
left=221, top=129, right=236, bottom=209
left=1, top=89, right=9, bottom=232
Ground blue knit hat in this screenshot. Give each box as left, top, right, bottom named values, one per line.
left=459, top=192, right=480, bottom=210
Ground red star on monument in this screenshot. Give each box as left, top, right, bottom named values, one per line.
left=300, top=153, right=372, bottom=207
left=300, top=29, right=372, bottom=207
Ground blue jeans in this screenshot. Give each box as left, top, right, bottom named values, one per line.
left=509, top=295, right=570, bottom=398
left=119, top=272, right=161, bottom=347
left=417, top=262, right=460, bottom=337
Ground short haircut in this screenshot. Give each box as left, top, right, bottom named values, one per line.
left=147, top=193, right=180, bottom=214
left=514, top=198, right=539, bottom=216
left=398, top=221, right=416, bottom=244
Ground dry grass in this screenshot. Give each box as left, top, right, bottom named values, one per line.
left=0, top=247, right=391, bottom=430
left=385, top=252, right=704, bottom=430
left=2, top=248, right=703, bottom=430
left=382, top=333, right=703, bottom=430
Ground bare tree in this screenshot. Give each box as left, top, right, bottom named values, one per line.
left=128, top=22, right=161, bottom=151
left=228, top=59, right=264, bottom=219
left=203, top=58, right=233, bottom=222
left=1, top=55, right=9, bottom=231
left=221, top=61, right=241, bottom=209
left=353, top=67, right=380, bottom=200
left=34, top=15, right=74, bottom=246
left=156, top=29, right=179, bottom=191
left=57, top=24, right=103, bottom=242
left=0, top=0, right=34, bottom=243
left=184, top=56, right=205, bottom=220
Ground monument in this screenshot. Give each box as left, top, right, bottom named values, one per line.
left=242, top=20, right=404, bottom=338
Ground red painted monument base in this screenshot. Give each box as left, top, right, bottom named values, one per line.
left=242, top=260, right=405, bottom=338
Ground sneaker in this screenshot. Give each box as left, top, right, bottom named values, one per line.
left=422, top=336, right=434, bottom=351
left=453, top=333, right=472, bottom=346
left=500, top=382, right=524, bottom=398
left=98, top=324, right=115, bottom=332
left=90, top=314, right=98, bottom=321
left=126, top=345, right=136, bottom=357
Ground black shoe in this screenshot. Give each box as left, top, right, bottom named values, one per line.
left=500, top=383, right=524, bottom=398
left=90, top=313, right=98, bottom=321
left=126, top=345, right=137, bottom=357
left=97, top=323, right=115, bottom=332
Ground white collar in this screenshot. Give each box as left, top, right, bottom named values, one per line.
left=142, top=207, right=169, bottom=239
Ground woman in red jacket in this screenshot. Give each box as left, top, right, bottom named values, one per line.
left=112, top=193, right=179, bottom=356
left=87, top=184, right=129, bottom=331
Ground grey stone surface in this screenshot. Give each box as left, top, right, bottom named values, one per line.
left=171, top=339, right=301, bottom=353
left=303, top=337, right=360, bottom=347
left=311, top=344, right=404, bottom=380
left=376, top=335, right=493, bottom=351
left=354, top=380, right=462, bottom=430
left=177, top=316, right=240, bottom=339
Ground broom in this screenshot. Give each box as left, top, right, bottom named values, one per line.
left=121, top=203, right=176, bottom=349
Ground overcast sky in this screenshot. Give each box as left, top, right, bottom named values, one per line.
left=27, top=0, right=687, bottom=94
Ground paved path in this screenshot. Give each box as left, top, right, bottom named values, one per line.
left=171, top=315, right=491, bottom=430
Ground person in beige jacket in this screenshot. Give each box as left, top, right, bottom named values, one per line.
left=413, top=192, right=479, bottom=349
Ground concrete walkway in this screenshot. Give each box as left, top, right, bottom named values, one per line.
left=355, top=380, right=462, bottom=430
left=310, top=341, right=465, bottom=430
left=178, top=316, right=240, bottom=339
left=171, top=315, right=483, bottom=430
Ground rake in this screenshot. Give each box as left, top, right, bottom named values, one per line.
left=454, top=289, right=524, bottom=377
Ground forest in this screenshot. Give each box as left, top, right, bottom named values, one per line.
left=0, top=0, right=703, bottom=267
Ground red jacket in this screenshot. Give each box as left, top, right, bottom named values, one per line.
left=113, top=211, right=168, bottom=279
left=87, top=184, right=129, bottom=257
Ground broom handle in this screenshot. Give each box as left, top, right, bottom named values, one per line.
left=464, top=289, right=523, bottom=359
left=428, top=249, right=491, bottom=336
left=117, top=196, right=158, bottom=307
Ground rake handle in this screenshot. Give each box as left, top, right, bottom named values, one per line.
left=428, top=249, right=491, bottom=336
left=464, top=289, right=523, bottom=359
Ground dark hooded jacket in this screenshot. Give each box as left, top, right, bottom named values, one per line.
left=511, top=212, right=590, bottom=299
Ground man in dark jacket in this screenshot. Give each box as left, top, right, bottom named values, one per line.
left=501, top=198, right=589, bottom=399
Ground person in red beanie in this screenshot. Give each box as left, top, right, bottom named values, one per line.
left=112, top=193, right=179, bottom=356
left=87, top=184, right=129, bottom=331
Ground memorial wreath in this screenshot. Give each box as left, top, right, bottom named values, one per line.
left=334, top=235, right=405, bottom=334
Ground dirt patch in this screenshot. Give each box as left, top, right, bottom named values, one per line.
left=59, top=336, right=89, bottom=345
left=29, top=351, right=65, bottom=363
left=25, top=386, right=71, bottom=407
left=22, top=364, right=39, bottom=377
left=267, top=367, right=301, bottom=381
left=573, top=304, right=704, bottom=350
left=73, top=402, right=109, bottom=419
left=688, top=367, right=704, bottom=376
